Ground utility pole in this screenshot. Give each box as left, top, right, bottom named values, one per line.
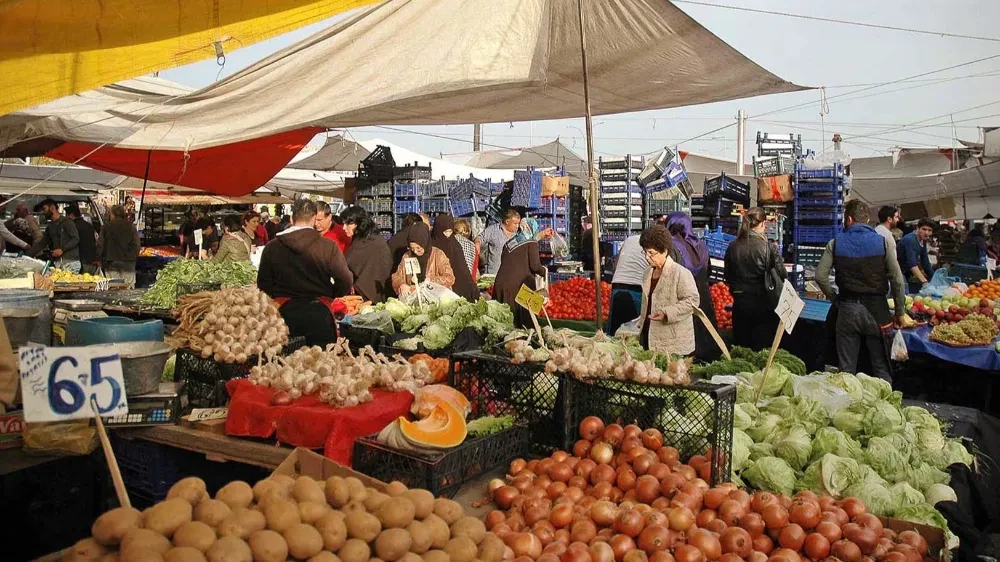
left=735, top=109, right=747, bottom=174
left=473, top=124, right=481, bottom=151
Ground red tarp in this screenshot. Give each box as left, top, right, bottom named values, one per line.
left=225, top=378, right=414, bottom=466
left=46, top=128, right=322, bottom=196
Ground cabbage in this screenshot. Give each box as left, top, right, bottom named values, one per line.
left=750, top=442, right=775, bottom=462
left=855, top=373, right=893, bottom=403
left=749, top=365, right=793, bottom=398
left=829, top=373, right=867, bottom=402
left=743, top=457, right=797, bottom=496
left=383, top=298, right=413, bottom=324
left=843, top=481, right=894, bottom=516
left=924, top=483, right=958, bottom=505
left=732, top=429, right=754, bottom=472
left=811, top=427, right=864, bottom=462
left=863, top=400, right=905, bottom=438
left=819, top=454, right=863, bottom=496
left=832, top=408, right=865, bottom=438
left=797, top=461, right=823, bottom=493
left=859, top=464, right=889, bottom=487
left=421, top=322, right=456, bottom=350
left=515, top=372, right=558, bottom=409
left=890, top=482, right=926, bottom=514
left=747, top=413, right=782, bottom=443
left=942, top=439, right=974, bottom=467
left=764, top=396, right=792, bottom=416
left=770, top=425, right=813, bottom=470
left=734, top=375, right=758, bottom=404
left=908, top=463, right=950, bottom=492
left=903, top=406, right=942, bottom=433
left=734, top=403, right=758, bottom=430
left=395, top=337, right=422, bottom=350
left=893, top=503, right=949, bottom=531
left=866, top=436, right=910, bottom=483
left=881, top=432, right=913, bottom=462
left=915, top=427, right=945, bottom=454
left=401, top=313, right=431, bottom=334
left=789, top=395, right=832, bottom=434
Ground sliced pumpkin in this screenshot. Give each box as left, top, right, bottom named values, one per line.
left=398, top=400, right=467, bottom=449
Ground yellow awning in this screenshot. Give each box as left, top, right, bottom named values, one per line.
left=0, top=0, right=379, bottom=116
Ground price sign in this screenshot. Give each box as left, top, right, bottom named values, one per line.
left=193, top=229, right=204, bottom=247
left=189, top=407, right=228, bottom=422
left=404, top=257, right=421, bottom=276
left=19, top=345, right=129, bottom=423
left=515, top=284, right=545, bottom=314
left=989, top=258, right=997, bottom=270
left=774, top=279, right=805, bottom=334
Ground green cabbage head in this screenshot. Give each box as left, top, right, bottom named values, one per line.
left=866, top=436, right=911, bottom=483
left=889, top=482, right=926, bottom=515
left=742, top=457, right=797, bottom=496
left=863, top=400, right=905, bottom=438
left=924, top=483, right=958, bottom=505
left=843, top=481, right=894, bottom=516
left=811, top=427, right=863, bottom=462
left=770, top=424, right=813, bottom=471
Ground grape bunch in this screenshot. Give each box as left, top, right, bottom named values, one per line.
left=931, top=313, right=998, bottom=345
left=930, top=323, right=973, bottom=344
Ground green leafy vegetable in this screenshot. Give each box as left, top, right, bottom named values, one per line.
left=843, top=480, right=894, bottom=516
left=732, top=429, right=753, bottom=472
left=466, top=415, right=515, bottom=438
left=866, top=436, right=910, bottom=483
left=138, top=259, right=258, bottom=309
left=811, top=427, right=863, bottom=462
left=749, top=365, right=793, bottom=398
left=770, top=424, right=813, bottom=471
left=742, top=457, right=796, bottom=496
left=923, top=483, right=958, bottom=505
left=908, top=463, right=950, bottom=492
left=890, top=482, right=928, bottom=515
left=863, top=400, right=905, bottom=437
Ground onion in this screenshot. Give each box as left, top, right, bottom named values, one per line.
left=590, top=442, right=614, bottom=465
left=688, top=528, right=722, bottom=561
left=579, top=417, right=606, bottom=441
left=488, top=478, right=506, bottom=499
left=832, top=540, right=862, bottom=562
left=510, top=533, right=543, bottom=559
left=495, top=486, right=519, bottom=509
left=667, top=506, right=695, bottom=532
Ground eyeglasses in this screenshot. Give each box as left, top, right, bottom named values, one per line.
left=643, top=249, right=662, bottom=259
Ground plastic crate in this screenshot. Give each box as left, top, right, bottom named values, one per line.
left=375, top=214, right=394, bottom=230
left=540, top=196, right=568, bottom=215
left=646, top=197, right=690, bottom=216
left=394, top=199, right=420, bottom=215
left=599, top=156, right=644, bottom=170
left=704, top=227, right=736, bottom=259
left=176, top=337, right=306, bottom=407
left=796, top=162, right=846, bottom=180
left=394, top=183, right=419, bottom=198
left=794, top=245, right=826, bottom=267
left=702, top=197, right=743, bottom=218
left=450, top=351, right=569, bottom=454
left=564, top=377, right=736, bottom=486
left=449, top=177, right=491, bottom=199
left=708, top=261, right=725, bottom=283
left=339, top=322, right=384, bottom=350
left=536, top=217, right=569, bottom=233
left=111, top=436, right=189, bottom=501
left=599, top=171, right=632, bottom=182
left=795, top=194, right=846, bottom=207
left=703, top=173, right=751, bottom=205
left=394, top=164, right=432, bottom=181
left=353, top=424, right=529, bottom=498
left=794, top=225, right=841, bottom=245
left=947, top=263, right=992, bottom=284
left=423, top=180, right=452, bottom=198
left=419, top=198, right=449, bottom=214
left=794, top=180, right=846, bottom=194
left=795, top=207, right=844, bottom=221
left=450, top=195, right=489, bottom=217
left=511, top=169, right=543, bottom=208
left=359, top=199, right=392, bottom=213
left=753, top=155, right=796, bottom=177
left=786, top=265, right=805, bottom=292
left=550, top=271, right=592, bottom=282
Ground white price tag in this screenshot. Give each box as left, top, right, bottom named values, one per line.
left=193, top=229, right=204, bottom=247
left=19, top=345, right=129, bottom=422
left=988, top=258, right=997, bottom=270
left=404, top=257, right=421, bottom=276
left=189, top=407, right=228, bottom=422
left=774, top=279, right=805, bottom=334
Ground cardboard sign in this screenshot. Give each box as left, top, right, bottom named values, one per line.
left=515, top=284, right=545, bottom=315
left=404, top=257, right=421, bottom=276
left=756, top=175, right=794, bottom=203
left=189, top=407, right=228, bottom=422
left=775, top=279, right=805, bottom=334
left=193, top=229, right=204, bottom=247
left=19, top=345, right=129, bottom=423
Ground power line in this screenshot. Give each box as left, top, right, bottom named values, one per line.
left=842, top=100, right=1000, bottom=141
left=672, top=1, right=1000, bottom=42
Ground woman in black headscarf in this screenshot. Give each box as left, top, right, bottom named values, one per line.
left=387, top=213, right=425, bottom=272
left=342, top=206, right=392, bottom=303
left=431, top=214, right=478, bottom=301
left=391, top=223, right=455, bottom=296
left=666, top=212, right=719, bottom=361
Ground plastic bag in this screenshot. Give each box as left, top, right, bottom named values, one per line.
left=919, top=268, right=963, bottom=298
left=400, top=282, right=460, bottom=306
left=549, top=232, right=569, bottom=258
left=891, top=330, right=908, bottom=361
left=614, top=317, right=641, bottom=337
left=22, top=420, right=97, bottom=456
left=791, top=373, right=854, bottom=415
left=348, top=310, right=395, bottom=335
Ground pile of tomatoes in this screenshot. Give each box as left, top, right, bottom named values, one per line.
left=484, top=418, right=933, bottom=562
left=546, top=277, right=613, bottom=321
left=709, top=282, right=734, bottom=330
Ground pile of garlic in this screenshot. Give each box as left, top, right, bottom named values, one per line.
left=542, top=344, right=690, bottom=386
left=174, top=286, right=290, bottom=363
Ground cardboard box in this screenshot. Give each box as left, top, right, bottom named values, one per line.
left=0, top=410, right=24, bottom=449
left=757, top=174, right=794, bottom=203
left=542, top=175, right=569, bottom=197
left=881, top=517, right=950, bottom=562
left=272, top=447, right=387, bottom=492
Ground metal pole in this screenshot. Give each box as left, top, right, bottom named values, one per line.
left=736, top=110, right=747, bottom=174
left=136, top=149, right=152, bottom=226
left=577, top=0, right=604, bottom=327
left=473, top=124, right=482, bottom=151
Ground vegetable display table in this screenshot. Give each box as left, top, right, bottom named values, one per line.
left=225, top=378, right=415, bottom=466
left=119, top=424, right=292, bottom=469
left=900, top=326, right=999, bottom=412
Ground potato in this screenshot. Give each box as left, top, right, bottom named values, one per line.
left=268, top=475, right=296, bottom=494
left=401, top=489, right=433, bottom=519
left=215, top=481, right=253, bottom=510
left=92, top=507, right=143, bottom=546
left=341, top=500, right=367, bottom=515
left=344, top=477, right=367, bottom=503
left=363, top=491, right=389, bottom=512
left=431, top=498, right=462, bottom=525
left=421, top=514, right=450, bottom=550
left=263, top=498, right=300, bottom=533
left=478, top=533, right=505, bottom=562
left=217, top=508, right=266, bottom=540
left=421, top=550, right=450, bottom=562
left=375, top=528, right=412, bottom=562
left=97, top=554, right=120, bottom=562
left=384, top=481, right=408, bottom=497
left=397, top=554, right=422, bottom=562
left=204, top=536, right=252, bottom=562
left=298, top=500, right=331, bottom=524
left=173, top=521, right=216, bottom=552
left=292, top=476, right=326, bottom=504
left=344, top=511, right=381, bottom=542
left=164, top=547, right=207, bottom=562
left=194, top=499, right=232, bottom=528
left=443, top=536, right=477, bottom=562
left=283, top=523, right=324, bottom=560
left=252, top=479, right=280, bottom=504
left=308, top=553, right=341, bottom=562
left=376, top=497, right=415, bottom=529
left=119, top=552, right=164, bottom=562
left=337, top=538, right=371, bottom=562
left=450, top=516, right=486, bottom=545
left=120, top=528, right=171, bottom=559
left=248, top=529, right=288, bottom=562
left=407, top=520, right=432, bottom=554
left=144, top=498, right=193, bottom=537
left=167, top=477, right=209, bottom=506
left=324, top=477, right=350, bottom=508
left=315, top=512, right=348, bottom=551
left=63, top=537, right=108, bottom=561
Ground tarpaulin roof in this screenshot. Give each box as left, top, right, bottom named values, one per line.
left=456, top=140, right=588, bottom=180
left=851, top=160, right=1000, bottom=207
left=0, top=0, right=804, bottom=196
left=0, top=0, right=380, bottom=116
left=850, top=148, right=979, bottom=179
left=289, top=135, right=371, bottom=171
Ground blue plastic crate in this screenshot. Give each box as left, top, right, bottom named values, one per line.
left=540, top=196, right=568, bottom=215
left=795, top=180, right=846, bottom=194
left=796, top=162, right=846, bottom=180
left=421, top=198, right=450, bottom=214
left=646, top=197, right=691, bottom=216
left=394, top=199, right=419, bottom=214
left=450, top=177, right=492, bottom=199
left=794, top=245, right=826, bottom=267
left=394, top=183, right=419, bottom=198
left=536, top=217, right=569, bottom=232
left=786, top=265, right=805, bottom=292
left=704, top=226, right=736, bottom=259
left=550, top=271, right=593, bottom=282
left=422, top=180, right=452, bottom=197
left=111, top=436, right=188, bottom=501
left=794, top=224, right=841, bottom=244
left=450, top=195, right=489, bottom=217
left=703, top=172, right=751, bottom=205
left=511, top=169, right=543, bottom=207
left=795, top=194, right=845, bottom=207
left=795, top=207, right=844, bottom=221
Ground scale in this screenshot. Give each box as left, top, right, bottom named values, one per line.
left=51, top=300, right=108, bottom=345
left=102, top=382, right=186, bottom=428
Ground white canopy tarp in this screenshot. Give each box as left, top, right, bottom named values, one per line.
left=0, top=0, right=803, bottom=153
left=452, top=139, right=588, bottom=180
left=851, top=159, right=1000, bottom=208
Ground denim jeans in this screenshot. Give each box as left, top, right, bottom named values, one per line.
left=836, top=300, right=891, bottom=382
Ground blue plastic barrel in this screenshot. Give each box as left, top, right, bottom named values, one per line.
left=65, top=316, right=164, bottom=346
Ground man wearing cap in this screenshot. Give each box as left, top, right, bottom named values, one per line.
left=35, top=198, right=81, bottom=272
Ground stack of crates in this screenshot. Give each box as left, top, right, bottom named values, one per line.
left=701, top=172, right=750, bottom=236
left=533, top=195, right=570, bottom=259
left=355, top=145, right=396, bottom=234
left=793, top=162, right=847, bottom=267
left=598, top=155, right=645, bottom=242
left=420, top=177, right=452, bottom=217
left=449, top=177, right=499, bottom=218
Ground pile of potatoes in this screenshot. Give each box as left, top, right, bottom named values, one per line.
left=64, top=473, right=507, bottom=562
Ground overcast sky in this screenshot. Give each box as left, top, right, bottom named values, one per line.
left=161, top=0, right=1000, bottom=163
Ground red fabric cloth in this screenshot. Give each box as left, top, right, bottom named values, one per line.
left=225, top=378, right=414, bottom=466
left=254, top=224, right=269, bottom=246
left=325, top=224, right=352, bottom=253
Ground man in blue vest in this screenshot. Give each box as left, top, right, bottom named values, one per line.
left=815, top=200, right=907, bottom=382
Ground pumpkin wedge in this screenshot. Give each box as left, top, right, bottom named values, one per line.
left=398, top=401, right=467, bottom=449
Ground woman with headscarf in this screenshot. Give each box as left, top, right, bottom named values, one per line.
left=391, top=222, right=455, bottom=296
left=343, top=206, right=392, bottom=303
left=388, top=213, right=425, bottom=272
left=493, top=218, right=552, bottom=329
left=431, top=214, right=478, bottom=301
left=666, top=212, right=719, bottom=361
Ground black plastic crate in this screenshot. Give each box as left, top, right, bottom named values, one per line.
left=703, top=173, right=751, bottom=205
left=794, top=245, right=827, bottom=267
left=339, top=322, right=385, bottom=350
left=450, top=352, right=569, bottom=454
left=353, top=425, right=529, bottom=498
left=176, top=337, right=306, bottom=407
left=564, top=377, right=736, bottom=486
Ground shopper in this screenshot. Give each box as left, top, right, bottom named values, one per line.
left=493, top=218, right=551, bottom=329
left=244, top=210, right=267, bottom=246
left=815, top=200, right=906, bottom=382
left=213, top=215, right=252, bottom=263
left=315, top=201, right=351, bottom=253
left=956, top=223, right=987, bottom=266
left=666, top=211, right=719, bottom=361
left=98, top=205, right=141, bottom=287
left=431, top=214, right=478, bottom=301
left=35, top=198, right=81, bottom=272
left=178, top=208, right=199, bottom=252
left=0, top=203, right=32, bottom=254
left=258, top=199, right=353, bottom=347
left=607, top=234, right=647, bottom=336
left=388, top=213, right=425, bottom=274
left=453, top=219, right=478, bottom=281
left=724, top=207, right=785, bottom=350
left=392, top=223, right=455, bottom=296
left=183, top=217, right=218, bottom=258
left=65, top=205, right=98, bottom=274
left=265, top=213, right=281, bottom=240
left=637, top=225, right=700, bottom=356
left=342, top=207, right=392, bottom=303
left=477, top=208, right=521, bottom=275
left=875, top=206, right=901, bottom=248
left=897, top=218, right=935, bottom=293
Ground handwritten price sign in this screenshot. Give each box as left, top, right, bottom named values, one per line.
left=515, top=284, right=545, bottom=315
left=774, top=279, right=805, bottom=334
left=19, top=345, right=129, bottom=423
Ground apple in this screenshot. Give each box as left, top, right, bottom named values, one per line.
left=949, top=305, right=959, bottom=314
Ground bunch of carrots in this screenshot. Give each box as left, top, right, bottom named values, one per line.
left=407, top=354, right=450, bottom=383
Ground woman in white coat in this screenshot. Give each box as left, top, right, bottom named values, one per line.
left=638, top=224, right=701, bottom=356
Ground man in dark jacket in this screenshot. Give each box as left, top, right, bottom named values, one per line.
left=35, top=198, right=81, bottom=272
left=99, top=205, right=141, bottom=288
left=65, top=205, right=98, bottom=274
left=258, top=199, right=353, bottom=347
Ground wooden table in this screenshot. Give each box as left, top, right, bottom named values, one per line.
left=117, top=425, right=293, bottom=469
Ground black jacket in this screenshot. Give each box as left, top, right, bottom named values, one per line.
left=74, top=217, right=98, bottom=264
left=345, top=235, right=393, bottom=303
left=723, top=232, right=785, bottom=295
left=99, top=218, right=141, bottom=268
left=258, top=227, right=353, bottom=300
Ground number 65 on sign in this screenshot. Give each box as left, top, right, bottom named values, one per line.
left=19, top=345, right=129, bottom=423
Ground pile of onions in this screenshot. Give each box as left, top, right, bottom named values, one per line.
left=173, top=286, right=289, bottom=363
left=482, top=417, right=934, bottom=562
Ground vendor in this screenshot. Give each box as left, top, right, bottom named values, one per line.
left=816, top=200, right=906, bottom=382
left=388, top=213, right=425, bottom=273
left=897, top=218, right=935, bottom=293
left=182, top=217, right=218, bottom=258
left=493, top=218, right=552, bottom=329
left=35, top=198, right=81, bottom=272
left=607, top=233, right=647, bottom=336
left=392, top=223, right=454, bottom=297
left=431, top=214, right=478, bottom=301
left=213, top=215, right=252, bottom=262
left=315, top=201, right=351, bottom=254
left=98, top=205, right=140, bottom=288
left=258, top=199, right=353, bottom=347
left=476, top=208, right=521, bottom=275
left=342, top=206, right=392, bottom=303
left=638, top=225, right=700, bottom=356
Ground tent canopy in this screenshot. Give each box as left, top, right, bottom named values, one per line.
left=289, top=135, right=371, bottom=171
left=455, top=139, right=588, bottom=180
left=0, top=0, right=804, bottom=196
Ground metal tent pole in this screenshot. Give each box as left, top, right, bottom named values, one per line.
left=577, top=0, right=604, bottom=327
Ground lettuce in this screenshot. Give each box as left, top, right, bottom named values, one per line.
left=743, top=457, right=797, bottom=496
left=890, top=482, right=927, bottom=515
left=749, top=365, right=793, bottom=398
left=866, top=436, right=910, bottom=483
left=863, top=400, right=905, bottom=437
left=908, top=463, right=950, bottom=492
left=747, top=413, right=782, bottom=443
left=843, top=481, right=894, bottom=516
left=732, top=429, right=754, bottom=472
left=811, top=427, right=864, bottom=462
left=421, top=322, right=456, bottom=350
left=770, top=424, right=813, bottom=471
left=749, top=442, right=775, bottom=462
left=832, top=408, right=865, bottom=438
left=924, top=483, right=958, bottom=505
